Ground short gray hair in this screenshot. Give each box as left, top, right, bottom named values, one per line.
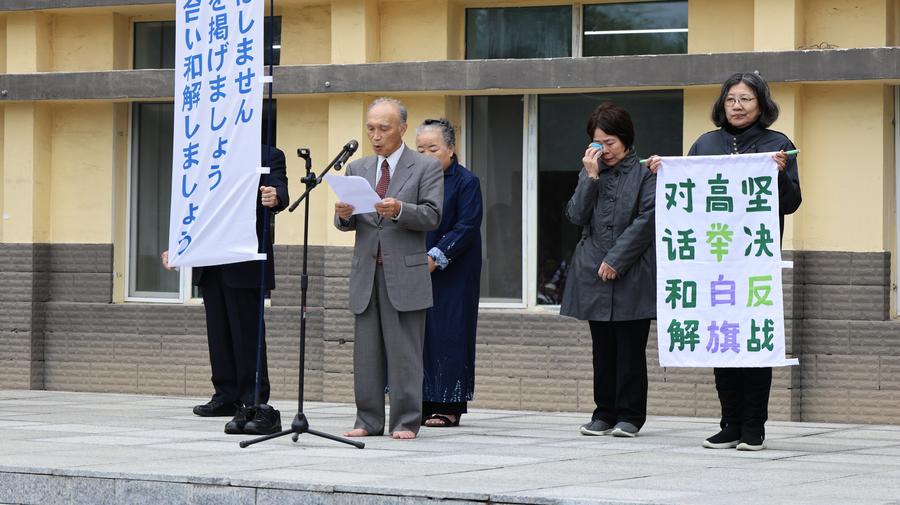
left=368, top=97, right=408, bottom=124
left=416, top=118, right=456, bottom=149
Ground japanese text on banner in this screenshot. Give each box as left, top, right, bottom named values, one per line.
left=168, top=0, right=264, bottom=268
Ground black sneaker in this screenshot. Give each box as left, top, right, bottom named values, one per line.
left=243, top=404, right=282, bottom=435
left=579, top=419, right=613, bottom=436
left=193, top=399, right=240, bottom=417
left=611, top=421, right=640, bottom=438
left=736, top=433, right=766, bottom=451
left=224, top=405, right=254, bottom=435
left=702, top=427, right=741, bottom=449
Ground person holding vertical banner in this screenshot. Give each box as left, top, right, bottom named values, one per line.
left=647, top=72, right=802, bottom=450
left=560, top=102, right=656, bottom=438
left=162, top=145, right=288, bottom=435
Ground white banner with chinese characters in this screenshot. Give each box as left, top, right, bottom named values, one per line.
left=655, top=153, right=798, bottom=368
left=167, top=0, right=264, bottom=268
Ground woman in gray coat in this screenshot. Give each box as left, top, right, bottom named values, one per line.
left=560, top=102, right=656, bottom=438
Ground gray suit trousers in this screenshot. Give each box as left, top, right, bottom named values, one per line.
left=353, top=265, right=426, bottom=435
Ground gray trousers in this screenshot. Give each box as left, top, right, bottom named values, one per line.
left=353, top=265, right=426, bottom=435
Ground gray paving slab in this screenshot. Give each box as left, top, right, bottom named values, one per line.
left=2, top=390, right=900, bottom=505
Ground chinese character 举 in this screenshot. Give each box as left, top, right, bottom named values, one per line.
left=706, top=223, right=733, bottom=262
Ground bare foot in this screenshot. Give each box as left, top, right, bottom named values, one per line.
left=344, top=428, right=370, bottom=437
left=391, top=430, right=416, bottom=440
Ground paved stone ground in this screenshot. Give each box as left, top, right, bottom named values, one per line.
left=2, top=390, right=900, bottom=505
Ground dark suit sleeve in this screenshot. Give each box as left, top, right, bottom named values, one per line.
left=777, top=141, right=802, bottom=216
left=266, top=147, right=289, bottom=213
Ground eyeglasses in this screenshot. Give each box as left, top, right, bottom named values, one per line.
left=725, top=96, right=756, bottom=106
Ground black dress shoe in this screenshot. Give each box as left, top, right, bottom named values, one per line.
left=193, top=399, right=240, bottom=417
left=224, top=405, right=254, bottom=435
left=243, top=404, right=282, bottom=435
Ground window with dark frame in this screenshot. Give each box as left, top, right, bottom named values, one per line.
left=464, top=3, right=687, bottom=305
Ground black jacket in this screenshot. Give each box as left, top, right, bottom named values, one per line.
left=688, top=123, right=802, bottom=239
left=192, top=145, right=289, bottom=289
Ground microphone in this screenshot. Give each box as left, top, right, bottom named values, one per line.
left=334, top=140, right=359, bottom=170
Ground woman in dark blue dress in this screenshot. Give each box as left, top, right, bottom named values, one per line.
left=415, top=119, right=483, bottom=427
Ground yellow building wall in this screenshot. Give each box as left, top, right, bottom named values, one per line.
left=49, top=103, right=115, bottom=243
left=770, top=83, right=803, bottom=250
left=804, top=0, right=891, bottom=48
left=682, top=86, right=717, bottom=155
left=280, top=4, right=332, bottom=65
left=447, top=0, right=463, bottom=60
left=113, top=14, right=130, bottom=70
left=800, top=83, right=890, bottom=251
left=754, top=0, right=804, bottom=51
left=3, top=103, right=52, bottom=243
left=891, top=0, right=900, bottom=45
left=52, top=13, right=117, bottom=71
left=323, top=95, right=367, bottom=246
left=380, top=0, right=450, bottom=61
left=687, top=0, right=754, bottom=53
left=7, top=11, right=52, bottom=73
left=0, top=16, right=7, bottom=74
left=112, top=103, right=130, bottom=303
left=880, top=86, right=896, bottom=257
left=331, top=0, right=379, bottom=63
left=273, top=96, right=330, bottom=246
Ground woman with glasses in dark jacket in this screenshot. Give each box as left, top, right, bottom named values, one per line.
left=648, top=71, right=802, bottom=451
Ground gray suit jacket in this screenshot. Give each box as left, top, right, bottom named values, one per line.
left=335, top=146, right=444, bottom=314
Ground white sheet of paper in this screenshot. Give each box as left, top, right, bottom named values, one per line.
left=324, top=174, right=382, bottom=215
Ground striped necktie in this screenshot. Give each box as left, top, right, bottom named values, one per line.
left=376, top=159, right=390, bottom=198
left=375, top=159, right=391, bottom=264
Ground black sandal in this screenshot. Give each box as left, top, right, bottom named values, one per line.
left=423, top=414, right=460, bottom=427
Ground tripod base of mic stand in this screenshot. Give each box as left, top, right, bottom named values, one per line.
left=239, top=412, right=365, bottom=449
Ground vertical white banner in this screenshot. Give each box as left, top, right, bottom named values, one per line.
left=168, top=0, right=264, bottom=268
left=655, top=153, right=798, bottom=368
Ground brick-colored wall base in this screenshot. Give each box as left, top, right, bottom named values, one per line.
left=2, top=244, right=898, bottom=424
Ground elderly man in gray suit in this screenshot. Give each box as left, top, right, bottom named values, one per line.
left=334, top=97, right=443, bottom=440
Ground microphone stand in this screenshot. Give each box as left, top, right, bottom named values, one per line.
left=240, top=147, right=363, bottom=449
